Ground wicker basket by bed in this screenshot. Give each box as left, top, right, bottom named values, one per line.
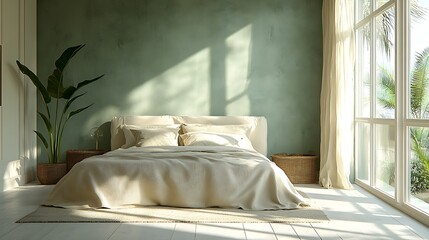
left=271, top=153, right=319, bottom=184
left=66, top=149, right=107, bottom=172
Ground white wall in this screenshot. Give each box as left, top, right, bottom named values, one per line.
left=0, top=0, right=37, bottom=191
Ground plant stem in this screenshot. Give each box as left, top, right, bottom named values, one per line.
left=43, top=101, right=54, bottom=164
left=54, top=96, right=60, bottom=163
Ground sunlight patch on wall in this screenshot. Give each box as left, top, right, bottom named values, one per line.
left=2, top=159, right=21, bottom=190
left=127, top=48, right=210, bottom=115
left=225, top=24, right=252, bottom=115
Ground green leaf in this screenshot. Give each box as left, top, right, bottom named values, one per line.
left=377, top=65, right=396, bottom=110
left=37, top=111, right=52, bottom=133
left=60, top=75, right=103, bottom=100
left=77, top=75, right=104, bottom=90
left=55, top=45, right=85, bottom=72
left=34, top=130, right=48, bottom=149
left=16, top=61, right=51, bottom=104
left=47, top=45, right=87, bottom=99
left=64, top=92, right=86, bottom=113
left=62, top=86, right=77, bottom=99
left=68, top=104, right=93, bottom=119
left=47, top=69, right=66, bottom=98
left=410, top=47, right=429, bottom=118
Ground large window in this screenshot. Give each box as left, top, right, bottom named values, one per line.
left=355, top=0, right=429, bottom=224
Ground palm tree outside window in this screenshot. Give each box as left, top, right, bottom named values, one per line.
left=355, top=0, right=429, bottom=225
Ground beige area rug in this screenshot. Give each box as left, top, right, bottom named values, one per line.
left=17, top=201, right=328, bottom=223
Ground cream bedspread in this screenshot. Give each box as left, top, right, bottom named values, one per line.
left=45, top=146, right=308, bottom=210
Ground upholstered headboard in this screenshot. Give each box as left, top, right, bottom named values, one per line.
left=111, top=116, right=268, bottom=156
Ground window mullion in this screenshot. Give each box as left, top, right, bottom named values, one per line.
left=404, top=119, right=429, bottom=127
left=396, top=0, right=406, bottom=204
left=355, top=0, right=396, bottom=30
left=370, top=9, right=376, bottom=187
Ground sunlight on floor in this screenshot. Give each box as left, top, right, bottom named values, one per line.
left=0, top=184, right=427, bottom=239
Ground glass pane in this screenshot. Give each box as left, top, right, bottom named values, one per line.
left=409, top=1, right=429, bottom=120
left=357, top=0, right=371, bottom=22
left=356, top=24, right=371, bottom=118
left=356, top=123, right=371, bottom=183
left=375, top=7, right=395, bottom=119
left=375, top=124, right=395, bottom=196
left=376, top=0, right=390, bottom=10
left=409, top=127, right=429, bottom=214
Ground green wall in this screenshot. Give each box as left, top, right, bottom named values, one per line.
left=37, top=0, right=322, bottom=159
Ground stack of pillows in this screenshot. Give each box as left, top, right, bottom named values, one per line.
left=120, top=124, right=255, bottom=151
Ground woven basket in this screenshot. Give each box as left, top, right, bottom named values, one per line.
left=66, top=149, right=106, bottom=171
left=37, top=163, right=67, bottom=185
left=271, top=153, right=319, bottom=184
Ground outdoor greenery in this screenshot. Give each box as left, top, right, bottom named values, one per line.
left=16, top=45, right=103, bottom=164
left=411, top=159, right=429, bottom=194
left=378, top=47, right=429, bottom=193
left=361, top=0, right=427, bottom=57
left=367, top=0, right=429, bottom=195
left=380, top=159, right=395, bottom=187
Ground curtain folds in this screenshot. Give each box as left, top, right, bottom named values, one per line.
left=319, top=0, right=355, bottom=189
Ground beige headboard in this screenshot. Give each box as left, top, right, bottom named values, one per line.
left=111, top=116, right=268, bottom=156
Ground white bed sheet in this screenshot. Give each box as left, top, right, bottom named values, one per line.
left=45, top=146, right=308, bottom=210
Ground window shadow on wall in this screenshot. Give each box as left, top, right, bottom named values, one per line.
left=37, top=0, right=322, bottom=156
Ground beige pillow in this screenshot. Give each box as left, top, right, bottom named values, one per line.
left=180, top=132, right=255, bottom=151
left=135, top=127, right=180, bottom=147
left=120, top=124, right=141, bottom=148
left=120, top=124, right=180, bottom=148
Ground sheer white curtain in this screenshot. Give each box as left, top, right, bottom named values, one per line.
left=319, top=0, right=354, bottom=189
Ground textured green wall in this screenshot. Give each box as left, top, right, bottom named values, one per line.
left=37, top=0, right=322, bottom=159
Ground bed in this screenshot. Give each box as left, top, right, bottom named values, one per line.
left=44, top=116, right=308, bottom=210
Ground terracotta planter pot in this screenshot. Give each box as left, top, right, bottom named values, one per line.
left=37, top=163, right=67, bottom=185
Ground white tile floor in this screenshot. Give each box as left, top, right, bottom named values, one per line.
left=0, top=184, right=427, bottom=240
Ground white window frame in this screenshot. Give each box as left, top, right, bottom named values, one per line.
left=354, top=0, right=429, bottom=226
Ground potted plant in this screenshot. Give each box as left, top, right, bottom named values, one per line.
left=16, top=44, right=103, bottom=184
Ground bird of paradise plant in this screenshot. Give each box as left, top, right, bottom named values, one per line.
left=16, top=45, right=103, bottom=164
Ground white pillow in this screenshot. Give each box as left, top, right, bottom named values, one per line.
left=120, top=124, right=180, bottom=148
left=180, top=132, right=255, bottom=151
